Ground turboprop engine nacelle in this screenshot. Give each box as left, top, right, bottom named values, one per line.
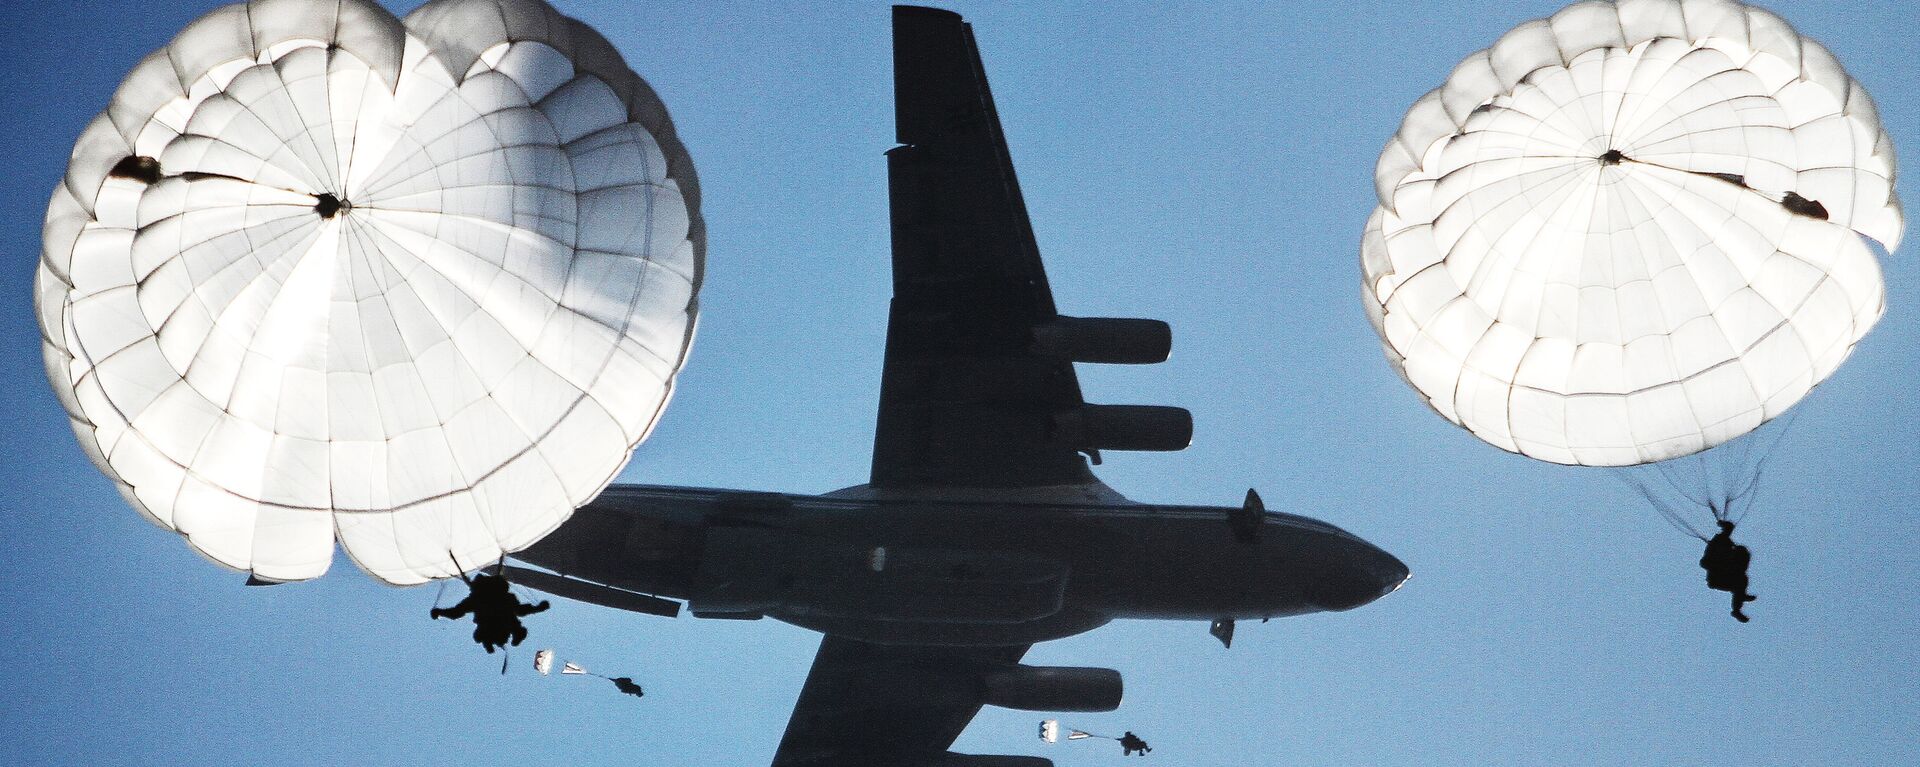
left=1052, top=404, right=1193, bottom=453
left=1029, top=316, right=1171, bottom=364
left=982, top=665, right=1124, bottom=712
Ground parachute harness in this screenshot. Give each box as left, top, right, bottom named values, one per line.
left=433, top=553, right=552, bottom=672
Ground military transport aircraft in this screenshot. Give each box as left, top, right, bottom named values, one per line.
left=506, top=7, right=1408, bottom=765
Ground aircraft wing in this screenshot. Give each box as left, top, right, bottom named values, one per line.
left=872, top=6, right=1186, bottom=490
left=770, top=635, right=1031, bottom=766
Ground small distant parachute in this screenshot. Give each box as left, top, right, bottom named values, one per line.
left=1039, top=721, right=1151, bottom=756
left=550, top=659, right=643, bottom=698
left=532, top=654, right=642, bottom=698
left=36, top=0, right=704, bottom=585
left=1037, top=720, right=1102, bottom=744
left=1361, top=0, right=1900, bottom=468
left=531, top=652, right=597, bottom=679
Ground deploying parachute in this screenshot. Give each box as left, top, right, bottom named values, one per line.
left=36, top=0, right=703, bottom=584
left=1039, top=720, right=1094, bottom=743
left=1039, top=721, right=1151, bottom=756
left=547, top=659, right=643, bottom=697
left=533, top=649, right=554, bottom=675
left=1361, top=0, right=1900, bottom=467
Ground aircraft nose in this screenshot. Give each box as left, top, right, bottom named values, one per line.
left=1306, top=540, right=1410, bottom=612
left=1368, top=546, right=1411, bottom=598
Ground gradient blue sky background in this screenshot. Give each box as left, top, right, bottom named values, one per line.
left=3, top=1, right=1916, bottom=765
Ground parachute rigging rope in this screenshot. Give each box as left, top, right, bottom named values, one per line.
left=1621, top=470, right=1710, bottom=541
left=1621, top=413, right=1799, bottom=539
left=448, top=550, right=474, bottom=585
left=491, top=556, right=535, bottom=602
left=1727, top=413, right=1798, bottom=526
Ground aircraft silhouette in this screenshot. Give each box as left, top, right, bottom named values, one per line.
left=506, top=8, right=1407, bottom=765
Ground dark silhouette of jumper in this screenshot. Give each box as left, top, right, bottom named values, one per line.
left=1700, top=520, right=1757, bottom=623
left=610, top=677, right=646, bottom=699
left=430, top=573, right=550, bottom=652
left=1119, top=731, right=1152, bottom=756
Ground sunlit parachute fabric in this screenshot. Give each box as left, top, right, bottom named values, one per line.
left=35, top=0, right=703, bottom=585
left=1361, top=0, right=1900, bottom=467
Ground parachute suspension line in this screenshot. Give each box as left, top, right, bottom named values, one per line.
left=448, top=550, right=474, bottom=585
left=1731, top=475, right=1766, bottom=526
left=1653, top=455, right=1713, bottom=512
left=1715, top=434, right=1756, bottom=524
left=1621, top=469, right=1710, bottom=541
left=433, top=578, right=451, bottom=610
left=1624, top=462, right=1712, bottom=539
left=1701, top=449, right=1731, bottom=518
left=1712, top=419, right=1767, bottom=517
left=492, top=556, right=535, bottom=602
left=1727, top=413, right=1798, bottom=526
left=1626, top=412, right=1798, bottom=534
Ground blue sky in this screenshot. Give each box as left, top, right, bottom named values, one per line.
left=3, top=1, right=1916, bottom=765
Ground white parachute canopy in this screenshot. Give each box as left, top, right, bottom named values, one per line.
left=1361, top=0, right=1900, bottom=467
left=534, top=649, right=554, bottom=676
left=35, top=0, right=704, bottom=584
left=1037, top=719, right=1103, bottom=744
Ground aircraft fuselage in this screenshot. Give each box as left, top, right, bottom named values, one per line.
left=515, top=482, right=1407, bottom=647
